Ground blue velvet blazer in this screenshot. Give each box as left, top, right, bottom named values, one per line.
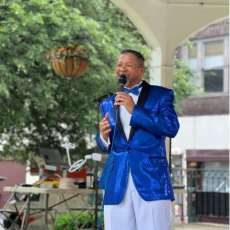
left=96, top=81, right=179, bottom=205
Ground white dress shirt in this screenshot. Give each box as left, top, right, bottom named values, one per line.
left=100, top=82, right=142, bottom=145
left=119, top=83, right=142, bottom=139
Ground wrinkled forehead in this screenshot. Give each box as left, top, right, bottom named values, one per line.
left=117, top=53, right=140, bottom=65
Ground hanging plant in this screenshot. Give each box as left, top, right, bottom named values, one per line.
left=48, top=44, right=89, bottom=78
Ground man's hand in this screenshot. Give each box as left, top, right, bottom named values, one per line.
left=115, top=92, right=135, bottom=113
left=99, top=114, right=111, bottom=142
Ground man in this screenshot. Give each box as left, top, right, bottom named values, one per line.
left=96, top=49, right=179, bottom=230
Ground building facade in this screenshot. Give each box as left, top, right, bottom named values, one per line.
left=172, top=18, right=229, bottom=224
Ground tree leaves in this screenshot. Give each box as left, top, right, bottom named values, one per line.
left=0, top=0, right=150, bottom=159
left=173, top=59, right=196, bottom=112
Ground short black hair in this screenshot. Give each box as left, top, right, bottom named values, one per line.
left=121, top=49, right=145, bottom=63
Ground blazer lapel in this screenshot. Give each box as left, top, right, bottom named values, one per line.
left=117, top=108, right=128, bottom=142
left=112, top=81, right=150, bottom=143
left=128, top=81, right=150, bottom=141
left=113, top=104, right=128, bottom=142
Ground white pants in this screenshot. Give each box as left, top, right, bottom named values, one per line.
left=104, top=173, right=173, bottom=230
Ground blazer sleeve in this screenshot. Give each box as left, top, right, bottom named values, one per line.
left=130, top=89, right=179, bottom=138
left=96, top=100, right=110, bottom=152
left=96, top=133, right=109, bottom=152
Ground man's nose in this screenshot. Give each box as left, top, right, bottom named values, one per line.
left=119, top=65, right=128, bottom=72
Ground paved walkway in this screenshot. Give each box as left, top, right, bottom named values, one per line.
left=174, top=223, right=229, bottom=230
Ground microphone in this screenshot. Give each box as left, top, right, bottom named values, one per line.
left=115, top=74, right=127, bottom=110
left=118, top=74, right=127, bottom=91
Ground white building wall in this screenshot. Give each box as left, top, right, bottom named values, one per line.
left=172, top=114, right=230, bottom=151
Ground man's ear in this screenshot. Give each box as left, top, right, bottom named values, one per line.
left=139, top=66, right=145, bottom=76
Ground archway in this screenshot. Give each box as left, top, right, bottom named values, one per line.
left=111, top=0, right=228, bottom=87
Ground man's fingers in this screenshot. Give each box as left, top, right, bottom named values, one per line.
left=99, top=116, right=111, bottom=132
left=101, top=113, right=109, bottom=122
left=100, top=123, right=110, bottom=132
left=102, top=116, right=107, bottom=122
left=114, top=92, right=134, bottom=113
left=103, top=128, right=111, bottom=135
left=116, top=92, right=127, bottom=96
left=116, top=93, right=129, bottom=99
left=100, top=118, right=110, bottom=126
left=115, top=95, right=132, bottom=105
left=99, top=115, right=111, bottom=141
left=115, top=92, right=131, bottom=101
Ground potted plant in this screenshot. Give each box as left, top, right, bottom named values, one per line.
left=48, top=44, right=89, bottom=78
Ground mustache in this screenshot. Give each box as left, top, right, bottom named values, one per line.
left=117, top=74, right=129, bottom=80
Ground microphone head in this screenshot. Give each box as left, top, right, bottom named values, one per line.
left=118, top=74, right=127, bottom=85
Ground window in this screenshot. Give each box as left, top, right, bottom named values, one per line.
left=204, top=40, right=224, bottom=69
left=203, top=69, right=223, bottom=92
left=203, top=40, right=224, bottom=93
left=184, top=38, right=226, bottom=94
left=204, top=40, right=224, bottom=56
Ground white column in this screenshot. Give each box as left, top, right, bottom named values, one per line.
left=149, top=47, right=174, bottom=89
left=149, top=47, right=162, bottom=86
left=160, top=65, right=174, bottom=89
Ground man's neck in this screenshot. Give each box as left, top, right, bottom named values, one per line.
left=125, top=80, right=142, bottom=88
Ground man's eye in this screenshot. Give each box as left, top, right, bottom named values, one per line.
left=117, top=64, right=133, bottom=68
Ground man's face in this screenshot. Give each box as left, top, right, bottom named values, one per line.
left=115, top=53, right=144, bottom=87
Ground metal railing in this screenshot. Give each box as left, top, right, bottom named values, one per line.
left=171, top=168, right=229, bottom=223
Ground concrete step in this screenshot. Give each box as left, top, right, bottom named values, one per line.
left=174, top=223, right=229, bottom=230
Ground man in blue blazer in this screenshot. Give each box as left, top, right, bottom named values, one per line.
left=97, top=49, right=179, bottom=230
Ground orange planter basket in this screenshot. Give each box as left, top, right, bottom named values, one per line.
left=49, top=45, right=89, bottom=78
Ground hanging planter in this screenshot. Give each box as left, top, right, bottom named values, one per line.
left=48, top=44, right=89, bottom=78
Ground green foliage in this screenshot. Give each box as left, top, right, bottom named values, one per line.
left=55, top=211, right=97, bottom=229
left=55, top=212, right=78, bottom=230
left=76, top=211, right=94, bottom=229
left=173, top=59, right=196, bottom=112
left=0, top=0, right=150, bottom=159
